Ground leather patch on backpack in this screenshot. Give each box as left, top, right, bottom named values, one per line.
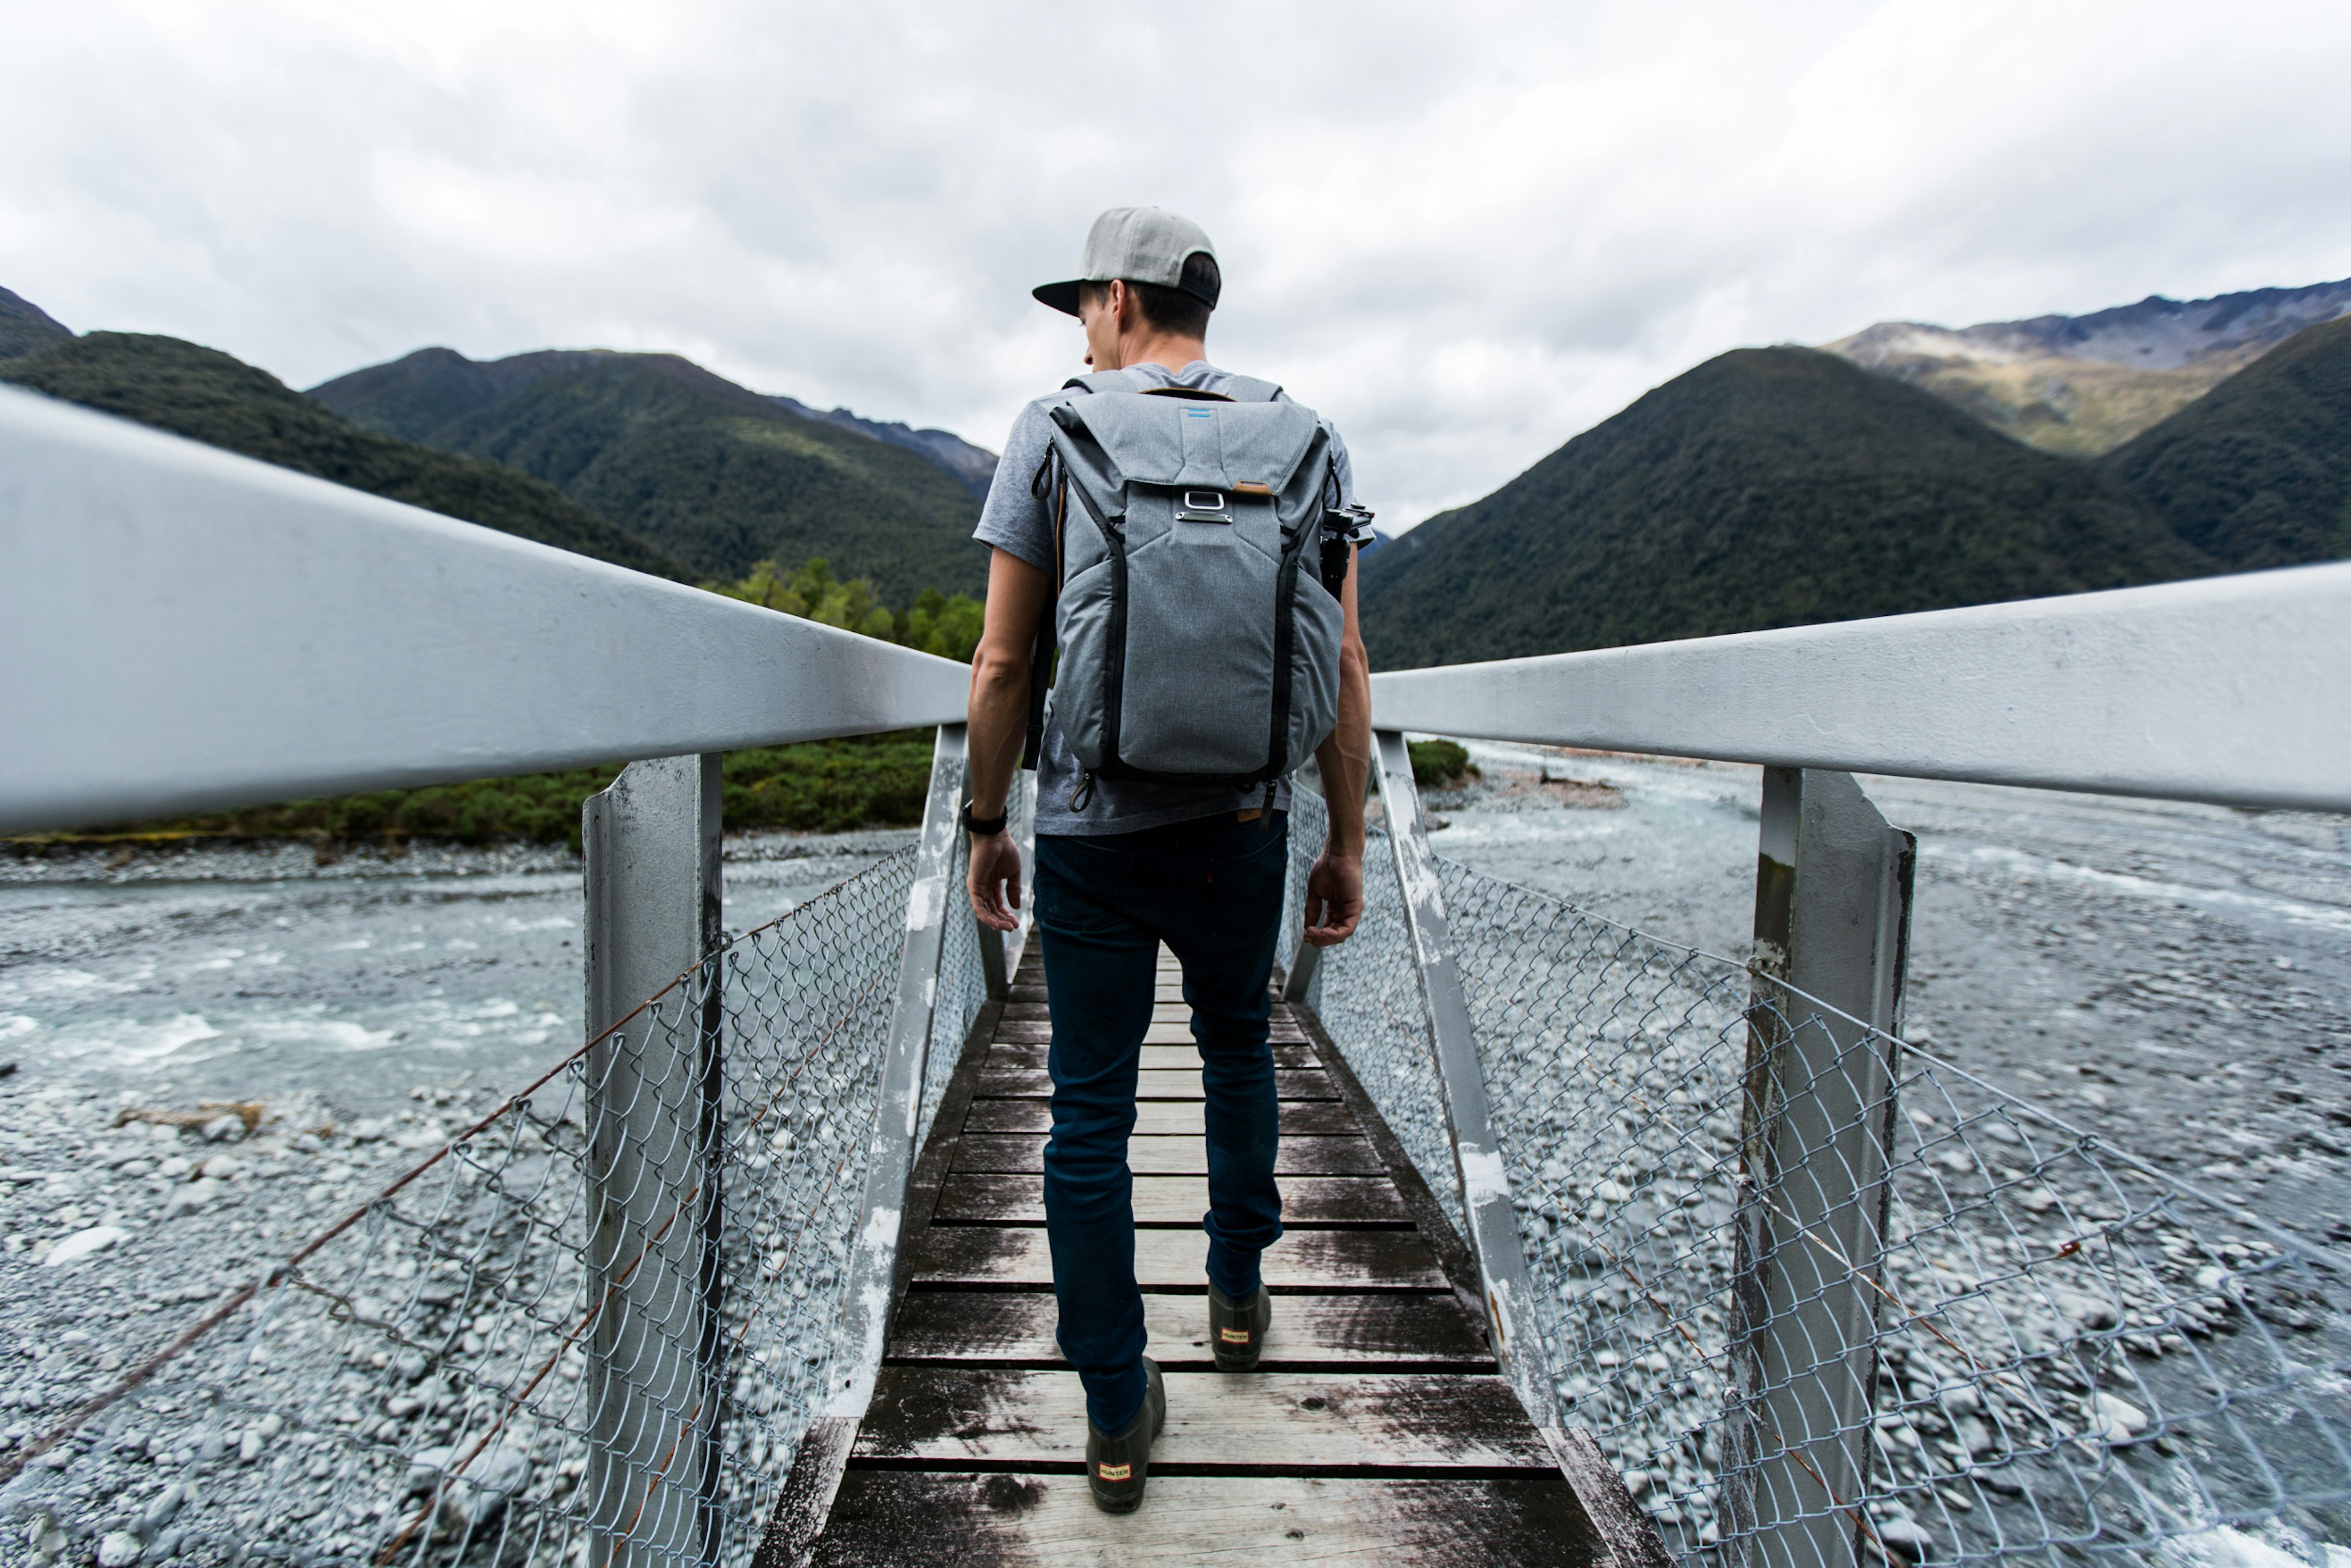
left=1097, top=1461, right=1132, bottom=1481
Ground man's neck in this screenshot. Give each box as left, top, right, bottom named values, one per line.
left=1103, top=331, right=1209, bottom=375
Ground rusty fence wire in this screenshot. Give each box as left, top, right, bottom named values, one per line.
left=1, top=847, right=919, bottom=1568
left=1284, top=790, right=2351, bottom=1566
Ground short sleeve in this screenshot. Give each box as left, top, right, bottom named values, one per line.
left=1272, top=387, right=1358, bottom=510
left=973, top=398, right=1060, bottom=572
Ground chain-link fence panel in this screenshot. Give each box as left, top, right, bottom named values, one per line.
left=923, top=771, right=1029, bottom=1138
left=1299, top=835, right=2349, bottom=1566
left=1456, top=857, right=2350, bottom=1566
left=0, top=849, right=916, bottom=1568
left=1282, top=789, right=1468, bottom=1242
left=928, top=829, right=986, bottom=1142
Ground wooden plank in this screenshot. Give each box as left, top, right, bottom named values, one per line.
left=952, top=1134, right=1385, bottom=1177
left=989, top=1019, right=1310, bottom=1045
left=973, top=1067, right=1338, bottom=1102
left=1000, top=1001, right=1202, bottom=1025
left=985, top=1042, right=1321, bottom=1071
left=888, top=1289, right=1496, bottom=1368
left=934, top=1173, right=1410, bottom=1226
left=809, top=1473, right=1609, bottom=1567
left=909, top=1226, right=1447, bottom=1290
left=852, top=1367, right=1559, bottom=1471
left=961, top=1100, right=1359, bottom=1136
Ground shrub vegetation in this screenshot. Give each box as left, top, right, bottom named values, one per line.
left=1408, top=738, right=1475, bottom=788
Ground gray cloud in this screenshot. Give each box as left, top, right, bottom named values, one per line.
left=4, top=0, right=2347, bottom=530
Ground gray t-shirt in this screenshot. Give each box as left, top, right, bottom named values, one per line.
left=975, top=360, right=1357, bottom=838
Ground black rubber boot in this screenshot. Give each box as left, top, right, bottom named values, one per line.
left=1208, top=1282, right=1272, bottom=1371
left=1086, top=1357, right=1166, bottom=1514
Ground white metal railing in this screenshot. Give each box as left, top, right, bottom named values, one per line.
left=0, top=384, right=967, bottom=835
left=1368, top=561, right=2351, bottom=814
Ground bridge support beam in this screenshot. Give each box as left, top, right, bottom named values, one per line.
left=1371, top=730, right=1558, bottom=1441
left=582, top=754, right=726, bottom=1568
left=1725, top=768, right=1915, bottom=1568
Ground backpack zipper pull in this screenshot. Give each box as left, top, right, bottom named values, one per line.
left=1068, top=770, right=1096, bottom=812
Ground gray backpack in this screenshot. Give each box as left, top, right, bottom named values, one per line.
left=1024, top=373, right=1365, bottom=806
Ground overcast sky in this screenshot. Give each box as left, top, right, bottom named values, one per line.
left=6, top=0, right=2350, bottom=530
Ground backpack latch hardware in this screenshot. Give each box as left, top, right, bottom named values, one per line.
left=1176, top=490, right=1231, bottom=524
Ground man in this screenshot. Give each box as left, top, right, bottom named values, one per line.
left=960, top=206, right=1373, bottom=1513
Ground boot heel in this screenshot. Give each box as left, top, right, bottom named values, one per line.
left=1207, top=1283, right=1272, bottom=1372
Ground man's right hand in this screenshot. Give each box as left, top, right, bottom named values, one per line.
left=970, top=833, right=1025, bottom=932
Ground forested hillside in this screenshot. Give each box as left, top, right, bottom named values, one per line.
left=2098, top=315, right=2351, bottom=570
left=0, top=286, right=72, bottom=359
left=1357, top=347, right=2213, bottom=669
left=1, top=332, right=692, bottom=582
left=309, top=347, right=988, bottom=599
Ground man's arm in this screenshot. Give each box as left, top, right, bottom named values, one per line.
left=1303, top=545, right=1371, bottom=946
left=967, top=547, right=1050, bottom=932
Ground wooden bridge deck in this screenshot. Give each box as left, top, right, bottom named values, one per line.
left=801, top=943, right=1663, bottom=1566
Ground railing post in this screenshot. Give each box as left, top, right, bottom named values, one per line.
left=582, top=753, right=725, bottom=1568
left=1725, top=768, right=1915, bottom=1568
left=1370, top=730, right=1556, bottom=1437
left=1281, top=759, right=1327, bottom=1004
left=1280, top=926, right=1324, bottom=1005
left=763, top=724, right=966, bottom=1566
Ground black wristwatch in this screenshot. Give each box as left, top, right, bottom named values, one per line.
left=960, top=800, right=1010, bottom=836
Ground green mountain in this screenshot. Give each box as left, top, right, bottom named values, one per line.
left=1, top=332, right=692, bottom=582
left=1358, top=347, right=2213, bottom=669
left=2097, top=314, right=2351, bottom=570
left=309, top=348, right=988, bottom=599
left=0, top=286, right=72, bottom=360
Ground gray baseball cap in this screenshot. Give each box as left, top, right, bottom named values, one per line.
left=1032, top=206, right=1221, bottom=318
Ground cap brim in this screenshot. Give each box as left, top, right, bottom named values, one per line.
left=1032, top=280, right=1084, bottom=317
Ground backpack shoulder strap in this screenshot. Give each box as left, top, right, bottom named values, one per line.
left=1021, top=444, right=1068, bottom=772
left=1060, top=371, right=1131, bottom=397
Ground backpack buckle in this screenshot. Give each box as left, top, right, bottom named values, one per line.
left=1176, top=490, right=1231, bottom=524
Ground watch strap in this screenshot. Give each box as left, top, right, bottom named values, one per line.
left=960, top=800, right=1010, bottom=836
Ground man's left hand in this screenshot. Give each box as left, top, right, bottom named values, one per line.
left=970, top=832, right=1024, bottom=933
left=1303, top=849, right=1363, bottom=947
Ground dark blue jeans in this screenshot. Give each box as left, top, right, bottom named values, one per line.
left=1033, top=811, right=1289, bottom=1432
